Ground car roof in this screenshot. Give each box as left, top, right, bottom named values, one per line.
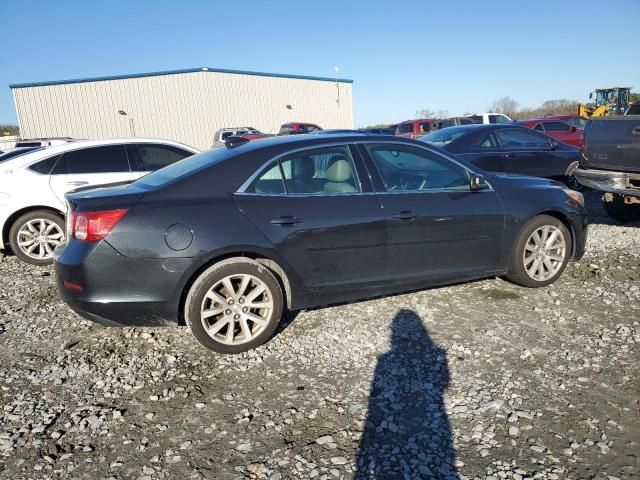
left=0, top=138, right=199, bottom=169
left=223, top=132, right=421, bottom=154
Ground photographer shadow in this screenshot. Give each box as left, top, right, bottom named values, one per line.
left=355, top=308, right=458, bottom=479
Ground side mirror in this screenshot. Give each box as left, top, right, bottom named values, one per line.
left=570, top=126, right=577, bottom=133
left=470, top=174, right=489, bottom=191
left=550, top=140, right=559, bottom=150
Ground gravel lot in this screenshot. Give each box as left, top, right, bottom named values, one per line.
left=1, top=190, right=639, bottom=480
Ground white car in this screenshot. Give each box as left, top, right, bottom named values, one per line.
left=466, top=113, right=513, bottom=124
left=0, top=138, right=199, bottom=265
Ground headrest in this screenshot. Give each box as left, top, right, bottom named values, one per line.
left=326, top=157, right=352, bottom=182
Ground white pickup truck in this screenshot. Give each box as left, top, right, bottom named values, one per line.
left=465, top=112, right=512, bottom=124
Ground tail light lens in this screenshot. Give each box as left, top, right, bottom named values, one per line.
left=68, top=209, right=128, bottom=242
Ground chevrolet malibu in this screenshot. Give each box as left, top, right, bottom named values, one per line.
left=54, top=134, right=588, bottom=354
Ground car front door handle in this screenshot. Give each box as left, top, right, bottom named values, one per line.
left=66, top=181, right=89, bottom=186
left=392, top=211, right=416, bottom=221
left=270, top=216, right=301, bottom=226
left=502, top=153, right=517, bottom=159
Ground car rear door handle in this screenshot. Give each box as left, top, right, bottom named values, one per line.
left=502, top=153, right=517, bottom=159
left=270, top=215, right=301, bottom=226
left=391, top=211, right=416, bottom=221
left=66, top=181, right=89, bottom=186
left=632, top=125, right=640, bottom=136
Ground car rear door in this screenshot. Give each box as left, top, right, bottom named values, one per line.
left=49, top=144, right=137, bottom=205
left=358, top=142, right=504, bottom=282
left=233, top=144, right=388, bottom=293
left=494, top=128, right=566, bottom=178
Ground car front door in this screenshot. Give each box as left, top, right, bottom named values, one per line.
left=358, top=142, right=504, bottom=283
left=494, top=128, right=566, bottom=178
left=233, top=144, right=388, bottom=293
left=48, top=144, right=137, bottom=206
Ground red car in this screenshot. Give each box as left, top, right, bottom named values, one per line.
left=517, top=118, right=585, bottom=152
left=278, top=122, right=323, bottom=135
left=395, top=119, right=436, bottom=139
left=539, top=115, right=588, bottom=129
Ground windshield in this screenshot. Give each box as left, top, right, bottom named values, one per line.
left=135, top=147, right=236, bottom=188
left=419, top=127, right=468, bottom=147
left=0, top=147, right=42, bottom=163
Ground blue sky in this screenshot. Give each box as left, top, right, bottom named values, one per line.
left=1, top=0, right=639, bottom=127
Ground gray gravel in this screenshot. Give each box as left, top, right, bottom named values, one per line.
left=1, top=190, right=639, bottom=480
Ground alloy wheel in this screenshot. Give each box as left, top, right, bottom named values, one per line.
left=522, top=225, right=567, bottom=282
left=16, top=219, right=65, bottom=261
left=200, top=273, right=274, bottom=345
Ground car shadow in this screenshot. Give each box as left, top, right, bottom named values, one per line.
left=355, top=308, right=458, bottom=479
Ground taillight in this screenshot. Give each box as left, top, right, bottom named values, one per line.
left=68, top=209, right=128, bottom=242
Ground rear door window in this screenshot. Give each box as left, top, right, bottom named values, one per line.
left=52, top=145, right=130, bottom=174
left=28, top=155, right=60, bottom=174
left=496, top=129, right=550, bottom=149
left=477, top=133, right=499, bottom=148
left=542, top=122, right=571, bottom=132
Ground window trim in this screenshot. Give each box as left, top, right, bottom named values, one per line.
left=236, top=140, right=494, bottom=197
left=236, top=143, right=364, bottom=196
left=358, top=141, right=477, bottom=194
left=494, top=128, right=552, bottom=150
left=50, top=144, right=132, bottom=175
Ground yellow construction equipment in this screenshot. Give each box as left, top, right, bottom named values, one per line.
left=578, top=87, right=631, bottom=117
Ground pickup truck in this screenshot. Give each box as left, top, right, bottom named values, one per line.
left=573, top=116, right=640, bottom=221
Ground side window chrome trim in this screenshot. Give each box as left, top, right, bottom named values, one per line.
left=356, top=140, right=495, bottom=193
left=235, top=142, right=363, bottom=194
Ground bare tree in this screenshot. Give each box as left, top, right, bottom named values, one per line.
left=489, top=96, right=519, bottom=117
left=415, top=109, right=435, bottom=119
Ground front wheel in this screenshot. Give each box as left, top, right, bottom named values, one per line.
left=8, top=210, right=65, bottom=266
left=185, top=258, right=284, bottom=354
left=505, top=215, right=571, bottom=288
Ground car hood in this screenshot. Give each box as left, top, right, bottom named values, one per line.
left=489, top=172, right=566, bottom=189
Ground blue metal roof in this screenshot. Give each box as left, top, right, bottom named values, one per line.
left=9, top=67, right=354, bottom=89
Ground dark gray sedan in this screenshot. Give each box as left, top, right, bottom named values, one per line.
left=54, top=133, right=587, bottom=354
left=420, top=124, right=581, bottom=186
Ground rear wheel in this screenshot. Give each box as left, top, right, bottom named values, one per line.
left=8, top=210, right=65, bottom=266
left=185, top=258, right=284, bottom=354
left=506, top=215, right=571, bottom=288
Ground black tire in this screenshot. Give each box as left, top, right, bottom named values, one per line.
left=8, top=210, right=65, bottom=266
left=602, top=195, right=640, bottom=222
left=505, top=214, right=571, bottom=288
left=185, top=258, right=284, bottom=354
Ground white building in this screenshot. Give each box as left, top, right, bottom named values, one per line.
left=10, top=67, right=354, bottom=150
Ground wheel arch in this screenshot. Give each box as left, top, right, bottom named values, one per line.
left=2, top=205, right=65, bottom=248
left=177, top=250, right=295, bottom=326
left=523, top=209, right=577, bottom=257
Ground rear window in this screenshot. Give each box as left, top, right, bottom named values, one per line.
left=135, top=148, right=236, bottom=188
left=420, top=126, right=468, bottom=147
left=0, top=147, right=42, bottom=163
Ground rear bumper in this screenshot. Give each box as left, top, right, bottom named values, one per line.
left=574, top=167, right=640, bottom=196
left=54, top=240, right=197, bottom=327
